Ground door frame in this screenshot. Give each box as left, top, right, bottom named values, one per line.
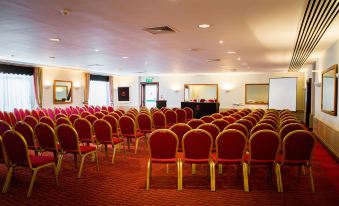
left=140, top=82, right=159, bottom=107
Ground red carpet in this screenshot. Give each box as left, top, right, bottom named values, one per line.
left=0, top=140, right=338, bottom=206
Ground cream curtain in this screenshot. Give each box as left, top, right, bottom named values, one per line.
left=33, top=67, right=43, bottom=108
left=83, top=73, right=90, bottom=105
left=109, top=76, right=114, bottom=106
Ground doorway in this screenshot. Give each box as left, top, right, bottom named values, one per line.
left=140, top=82, right=159, bottom=108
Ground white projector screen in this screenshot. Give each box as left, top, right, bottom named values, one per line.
left=268, top=77, right=297, bottom=111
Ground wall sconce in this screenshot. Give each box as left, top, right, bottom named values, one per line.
left=172, top=85, right=181, bottom=92
left=73, top=82, right=81, bottom=89
left=314, top=82, right=322, bottom=87
left=221, top=84, right=233, bottom=93
left=43, top=81, right=52, bottom=89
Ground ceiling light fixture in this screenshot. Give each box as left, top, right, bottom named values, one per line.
left=198, top=24, right=211, bottom=29
left=219, top=40, right=224, bottom=44
left=122, top=56, right=129, bottom=59
left=94, top=49, right=100, bottom=52
left=237, top=57, right=241, bottom=61
left=227, top=51, right=236, bottom=54
left=49, top=38, right=60, bottom=42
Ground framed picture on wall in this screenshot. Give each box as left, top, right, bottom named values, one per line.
left=118, top=87, right=130, bottom=101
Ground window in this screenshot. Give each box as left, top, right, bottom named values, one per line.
left=89, top=80, right=109, bottom=106
left=0, top=73, right=35, bottom=111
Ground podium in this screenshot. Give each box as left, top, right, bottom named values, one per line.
left=181, top=102, right=220, bottom=118
left=156, top=100, right=167, bottom=109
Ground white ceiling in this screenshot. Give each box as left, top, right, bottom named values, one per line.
left=0, top=0, right=338, bottom=75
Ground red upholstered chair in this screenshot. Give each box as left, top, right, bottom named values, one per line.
left=230, top=113, right=242, bottom=120
left=220, top=111, right=230, bottom=116
left=69, top=114, right=80, bottom=125
left=101, top=105, right=108, bottom=111
left=280, top=130, right=316, bottom=193
left=85, top=115, right=98, bottom=126
left=80, top=111, right=91, bottom=118
left=175, top=109, right=187, bottom=123
left=35, top=123, right=62, bottom=174
left=137, top=113, right=154, bottom=138
left=78, top=107, right=85, bottom=113
left=279, top=119, right=299, bottom=129
left=24, top=109, right=31, bottom=116
left=0, top=111, right=4, bottom=120
left=165, top=110, right=177, bottom=127
left=250, top=123, right=275, bottom=136
left=119, top=116, right=145, bottom=154
left=37, top=110, right=46, bottom=119
left=197, top=123, right=220, bottom=149
left=181, top=129, right=215, bottom=191
left=187, top=119, right=205, bottom=129
left=114, top=110, right=124, bottom=117
left=109, top=112, right=121, bottom=121
left=39, top=116, right=56, bottom=129
left=19, top=109, right=26, bottom=119
left=146, top=129, right=181, bottom=190
left=107, top=106, right=114, bottom=113
left=31, top=110, right=40, bottom=121
left=23, top=115, right=39, bottom=130
left=200, top=115, right=215, bottom=123
left=237, top=111, right=247, bottom=117
left=47, top=108, right=55, bottom=120
left=56, top=124, right=99, bottom=178
left=125, top=112, right=137, bottom=121
left=169, top=123, right=192, bottom=152
left=211, top=119, right=229, bottom=131
left=213, top=129, right=248, bottom=191
left=242, top=116, right=257, bottom=126
left=183, top=107, right=193, bottom=121
left=94, top=119, right=125, bottom=163
left=222, top=116, right=236, bottom=124
left=224, top=123, right=249, bottom=140
left=71, top=107, right=79, bottom=115
left=117, top=109, right=126, bottom=114
left=279, top=123, right=305, bottom=142
left=65, top=107, right=72, bottom=116
left=88, top=106, right=95, bottom=114
left=248, top=113, right=261, bottom=122
left=0, top=120, right=12, bottom=136
left=54, top=107, right=61, bottom=115
left=14, top=121, right=37, bottom=151
left=211, top=113, right=223, bottom=119
left=101, top=110, right=108, bottom=115
left=0, top=136, right=5, bottom=164
left=152, top=111, right=167, bottom=129
left=1, top=130, right=58, bottom=198
left=103, top=115, right=120, bottom=138
left=14, top=108, right=22, bottom=121
left=9, top=112, right=17, bottom=126
left=236, top=119, right=254, bottom=135
left=259, top=119, right=278, bottom=131
left=56, top=117, right=72, bottom=126
left=245, top=130, right=281, bottom=192
left=94, top=112, right=105, bottom=119
left=74, top=118, right=95, bottom=145
left=55, top=113, right=67, bottom=120
left=3, top=112, right=12, bottom=126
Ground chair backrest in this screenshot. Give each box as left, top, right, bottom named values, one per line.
left=80, top=111, right=91, bottom=118
left=47, top=108, right=55, bottom=120
left=56, top=124, right=80, bottom=152
left=220, top=111, right=230, bottom=116
left=109, top=112, right=121, bottom=121
left=119, top=116, right=136, bottom=135
left=279, top=123, right=305, bottom=142
left=2, top=130, right=31, bottom=167
left=250, top=123, right=275, bottom=136
left=197, top=123, right=220, bottom=147
left=282, top=130, right=315, bottom=163
left=94, top=112, right=105, bottom=119
left=107, top=106, right=114, bottom=113
left=54, top=107, right=61, bottom=115
left=35, top=123, right=58, bottom=151
left=187, top=119, right=205, bottom=129
left=14, top=121, right=35, bottom=149
left=236, top=119, right=253, bottom=134
left=279, top=119, right=298, bottom=129
left=183, top=107, right=193, bottom=120
left=242, top=116, right=257, bottom=126
left=56, top=117, right=72, bottom=126
left=0, top=120, right=12, bottom=136
left=152, top=112, right=166, bottom=129
left=9, top=112, right=17, bottom=126
left=175, top=109, right=187, bottom=123
left=14, top=108, right=22, bottom=121
left=230, top=113, right=242, bottom=120
left=249, top=130, right=280, bottom=162
left=94, top=119, right=112, bottom=143
left=224, top=123, right=249, bottom=139
left=211, top=113, right=223, bottom=119
left=69, top=114, right=80, bottom=125
left=182, top=129, right=213, bottom=160
left=211, top=119, right=229, bottom=131
left=88, top=107, right=95, bottom=114
left=74, top=118, right=93, bottom=142
left=137, top=113, right=153, bottom=132
left=39, top=116, right=56, bottom=129
left=0, top=136, right=3, bottom=162
left=200, top=115, right=215, bottom=123
left=19, top=109, right=26, bottom=120
left=101, top=105, right=108, bottom=111
left=0, top=111, right=4, bottom=120
left=103, top=115, right=119, bottom=134
left=216, top=129, right=247, bottom=161
left=114, top=110, right=124, bottom=117
left=31, top=110, right=40, bottom=121
left=65, top=107, right=72, bottom=116
left=85, top=115, right=99, bottom=125
left=101, top=110, right=109, bottom=115
left=169, top=123, right=192, bottom=149
left=125, top=112, right=137, bottom=121
left=71, top=107, right=79, bottom=115
left=149, top=129, right=178, bottom=159
left=165, top=110, right=177, bottom=125
left=55, top=113, right=67, bottom=120
left=37, top=110, right=46, bottom=119
left=3, top=112, right=12, bottom=126
left=248, top=113, right=261, bottom=122
left=259, top=119, right=278, bottom=130
left=23, top=115, right=38, bottom=130
left=222, top=116, right=236, bottom=124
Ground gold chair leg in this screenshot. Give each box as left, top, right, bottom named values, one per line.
left=302, top=165, right=306, bottom=176
left=2, top=166, right=14, bottom=193
left=243, top=163, right=249, bottom=192
left=95, top=151, right=99, bottom=171
left=309, top=166, right=315, bottom=193
left=77, top=155, right=86, bottom=178
left=218, top=164, right=223, bottom=174
left=275, top=164, right=282, bottom=192
left=112, top=146, right=117, bottom=164
left=53, top=164, right=59, bottom=186
left=192, top=164, right=196, bottom=174
left=179, top=160, right=183, bottom=190
left=210, top=161, right=215, bottom=191
left=135, top=138, right=140, bottom=154
left=146, top=159, right=151, bottom=190
left=56, top=154, right=63, bottom=175
left=166, top=164, right=169, bottom=174
left=27, top=169, right=38, bottom=198
left=123, top=142, right=126, bottom=158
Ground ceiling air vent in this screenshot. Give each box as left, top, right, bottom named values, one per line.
left=206, top=59, right=221, bottom=62
left=143, top=26, right=176, bottom=35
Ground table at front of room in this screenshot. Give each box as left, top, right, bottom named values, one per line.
left=181, top=102, right=220, bottom=118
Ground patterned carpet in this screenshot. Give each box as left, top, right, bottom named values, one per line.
left=0, top=141, right=338, bottom=206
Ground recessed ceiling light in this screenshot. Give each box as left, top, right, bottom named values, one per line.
left=237, top=57, right=241, bottom=61
left=94, top=49, right=100, bottom=52
left=122, top=56, right=129, bottom=59
left=49, top=38, right=60, bottom=42
left=227, top=51, right=236, bottom=54
left=198, top=24, right=211, bottom=29
left=59, top=8, right=71, bottom=16
left=145, top=61, right=148, bottom=65
left=219, top=40, right=224, bottom=44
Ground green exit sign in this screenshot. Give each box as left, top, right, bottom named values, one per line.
left=146, top=77, right=153, bottom=83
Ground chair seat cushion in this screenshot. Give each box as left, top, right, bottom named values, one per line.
left=113, top=137, right=124, bottom=144
left=211, top=153, right=242, bottom=164
left=183, top=158, right=210, bottom=164
left=123, top=132, right=144, bottom=138
left=30, top=155, right=55, bottom=168
left=151, top=158, right=177, bottom=163
left=65, top=146, right=96, bottom=154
